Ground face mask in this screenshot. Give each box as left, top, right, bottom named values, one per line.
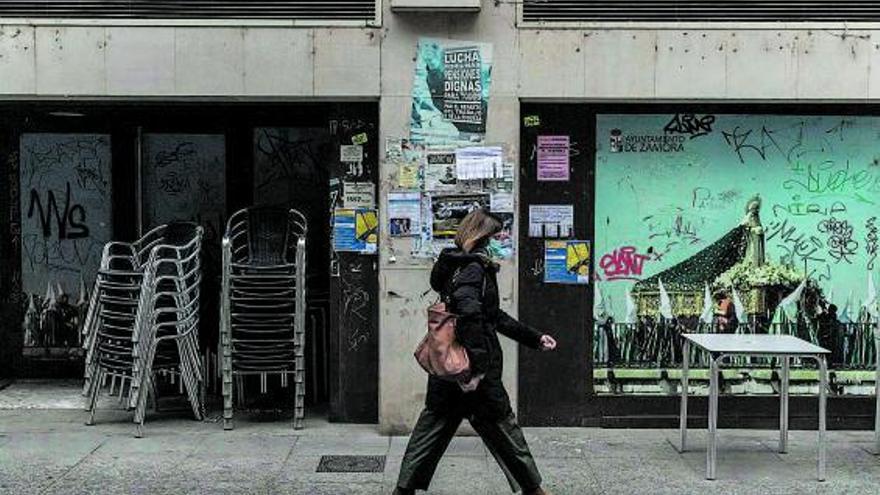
left=486, top=238, right=506, bottom=260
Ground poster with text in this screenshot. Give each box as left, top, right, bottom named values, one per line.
left=388, top=191, right=422, bottom=237
left=424, top=151, right=457, bottom=191
left=411, top=38, right=493, bottom=147
left=431, top=193, right=490, bottom=239
left=528, top=204, right=574, bottom=238
left=334, top=208, right=378, bottom=254
left=537, top=135, right=570, bottom=181
left=544, top=240, right=591, bottom=285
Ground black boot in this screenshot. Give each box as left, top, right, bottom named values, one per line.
left=392, top=487, right=415, bottom=495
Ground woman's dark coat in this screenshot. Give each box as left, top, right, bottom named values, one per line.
left=426, top=247, right=543, bottom=420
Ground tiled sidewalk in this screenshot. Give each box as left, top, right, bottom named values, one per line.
left=1, top=380, right=878, bottom=494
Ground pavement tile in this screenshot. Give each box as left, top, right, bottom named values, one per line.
left=271, top=481, right=385, bottom=494
left=426, top=455, right=511, bottom=495
left=534, top=457, right=601, bottom=495
left=2, top=405, right=880, bottom=495
left=191, top=432, right=297, bottom=458
left=44, top=477, right=271, bottom=495
left=289, top=433, right=390, bottom=456
left=0, top=432, right=105, bottom=494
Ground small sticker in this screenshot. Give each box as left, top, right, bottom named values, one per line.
left=340, top=144, right=364, bottom=163
left=352, top=133, right=369, bottom=145
left=524, top=115, right=541, bottom=127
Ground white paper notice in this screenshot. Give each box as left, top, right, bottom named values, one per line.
left=388, top=191, right=422, bottom=237
left=342, top=182, right=375, bottom=209
left=490, top=192, right=514, bottom=213
left=455, top=146, right=503, bottom=180
left=340, top=144, right=364, bottom=163
left=528, top=204, right=574, bottom=238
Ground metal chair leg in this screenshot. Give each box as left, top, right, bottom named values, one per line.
left=85, top=369, right=104, bottom=426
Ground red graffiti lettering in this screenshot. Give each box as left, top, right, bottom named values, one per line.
left=599, top=246, right=651, bottom=281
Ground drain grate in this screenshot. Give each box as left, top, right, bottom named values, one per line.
left=316, top=455, right=386, bottom=473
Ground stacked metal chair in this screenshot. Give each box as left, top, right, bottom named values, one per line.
left=82, top=223, right=205, bottom=437
left=82, top=224, right=172, bottom=399
left=220, top=207, right=307, bottom=430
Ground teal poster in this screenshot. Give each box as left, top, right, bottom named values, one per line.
left=596, top=114, right=880, bottom=322
left=411, top=38, right=493, bottom=146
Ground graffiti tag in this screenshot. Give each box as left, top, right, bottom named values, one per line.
left=599, top=246, right=651, bottom=281
left=866, top=217, right=879, bottom=271
left=771, top=199, right=847, bottom=218
left=766, top=218, right=825, bottom=265
left=27, top=183, right=89, bottom=240
left=782, top=160, right=880, bottom=202
left=664, top=114, right=716, bottom=139
left=817, top=217, right=858, bottom=264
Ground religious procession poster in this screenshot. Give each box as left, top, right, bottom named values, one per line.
left=333, top=208, right=378, bottom=254
left=544, top=240, right=591, bottom=285
left=411, top=38, right=493, bottom=147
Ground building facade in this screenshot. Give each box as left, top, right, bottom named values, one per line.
left=1, top=1, right=879, bottom=433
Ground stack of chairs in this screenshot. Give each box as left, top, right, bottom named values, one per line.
left=82, top=223, right=205, bottom=437
left=220, top=207, right=307, bottom=430
left=82, top=224, right=172, bottom=400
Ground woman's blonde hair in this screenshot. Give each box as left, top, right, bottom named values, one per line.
left=455, top=208, right=502, bottom=253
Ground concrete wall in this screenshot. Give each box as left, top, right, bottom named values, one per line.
left=2, top=1, right=880, bottom=433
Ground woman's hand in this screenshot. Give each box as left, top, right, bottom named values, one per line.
left=539, top=335, right=557, bottom=351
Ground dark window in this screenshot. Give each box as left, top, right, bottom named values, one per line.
left=522, top=1, right=880, bottom=22
left=0, top=1, right=377, bottom=21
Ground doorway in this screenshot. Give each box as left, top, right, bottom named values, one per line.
left=0, top=102, right=380, bottom=421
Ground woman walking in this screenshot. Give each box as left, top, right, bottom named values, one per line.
left=394, top=209, right=558, bottom=495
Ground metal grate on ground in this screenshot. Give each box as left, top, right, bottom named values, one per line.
left=316, top=455, right=386, bottom=473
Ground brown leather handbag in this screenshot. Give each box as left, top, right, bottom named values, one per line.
left=413, top=301, right=471, bottom=381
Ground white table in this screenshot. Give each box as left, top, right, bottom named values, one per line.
left=678, top=333, right=830, bottom=481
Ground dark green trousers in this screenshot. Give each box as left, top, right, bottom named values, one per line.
left=396, top=408, right=542, bottom=493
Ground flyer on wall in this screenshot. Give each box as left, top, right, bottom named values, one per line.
left=388, top=191, right=422, bottom=237
left=544, top=240, right=591, bottom=285
left=410, top=38, right=493, bottom=147
left=431, top=193, right=490, bottom=239
left=333, top=208, right=378, bottom=254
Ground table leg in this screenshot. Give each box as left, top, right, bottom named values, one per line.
left=707, top=355, right=720, bottom=480
left=818, top=354, right=827, bottom=482
left=680, top=339, right=689, bottom=453
left=779, top=356, right=789, bottom=454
